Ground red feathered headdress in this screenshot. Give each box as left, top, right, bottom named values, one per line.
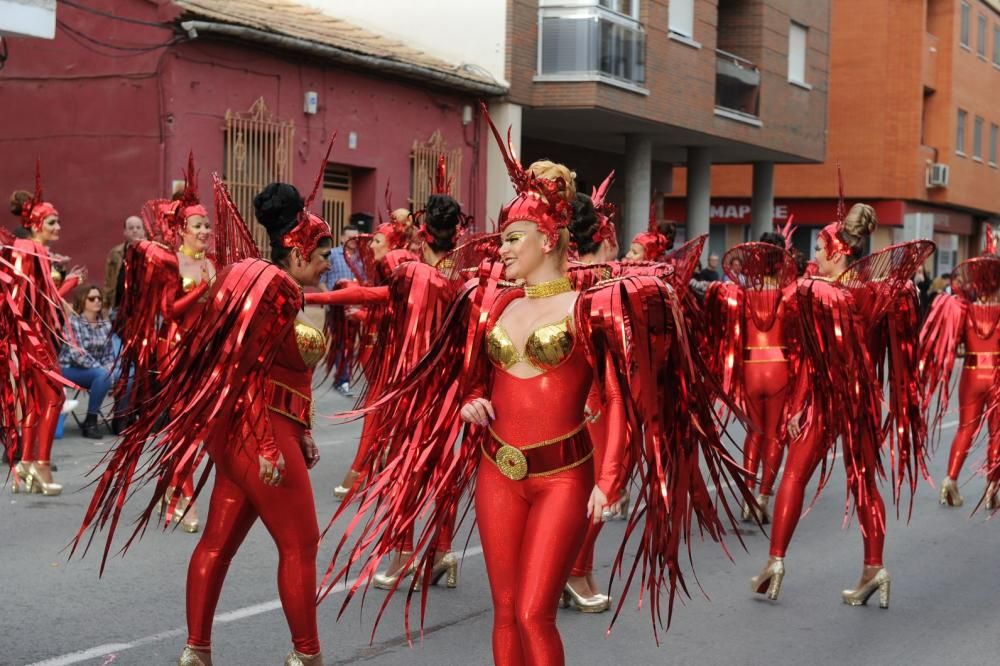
left=19, top=160, right=59, bottom=231
left=590, top=170, right=617, bottom=247
left=983, top=224, right=997, bottom=256
left=818, top=163, right=852, bottom=260
left=147, top=152, right=209, bottom=247
left=282, top=133, right=335, bottom=259
left=631, top=196, right=669, bottom=261
left=777, top=214, right=797, bottom=252
left=481, top=102, right=571, bottom=246
left=415, top=154, right=472, bottom=245
left=374, top=181, right=409, bottom=251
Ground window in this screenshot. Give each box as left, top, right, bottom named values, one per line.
left=977, top=14, right=988, bottom=57
left=538, top=2, right=646, bottom=86
left=600, top=0, right=638, bottom=18
left=990, top=123, right=998, bottom=165
left=960, top=2, right=971, bottom=47
left=994, top=25, right=1000, bottom=65
left=788, top=22, right=808, bottom=84
left=669, top=0, right=694, bottom=38
left=957, top=109, right=968, bottom=154
left=974, top=115, right=984, bottom=159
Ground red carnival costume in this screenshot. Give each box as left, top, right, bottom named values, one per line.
left=2, top=164, right=78, bottom=495
left=920, top=235, right=1000, bottom=510
left=754, top=217, right=933, bottom=607
left=705, top=241, right=800, bottom=522
left=114, top=153, right=216, bottom=531
left=75, top=166, right=334, bottom=664
left=319, top=107, right=753, bottom=665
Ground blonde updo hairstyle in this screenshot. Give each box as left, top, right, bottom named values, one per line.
left=527, top=159, right=576, bottom=257
left=840, top=203, right=877, bottom=257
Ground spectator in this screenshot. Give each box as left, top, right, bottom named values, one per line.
left=698, top=253, right=721, bottom=281
left=59, top=285, right=116, bottom=439
left=913, top=264, right=931, bottom=316
left=104, top=215, right=146, bottom=305
left=320, top=223, right=362, bottom=397
left=929, top=271, right=952, bottom=303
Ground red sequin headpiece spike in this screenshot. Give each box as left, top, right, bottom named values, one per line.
left=778, top=214, right=797, bottom=252
left=984, top=224, right=997, bottom=255
left=433, top=153, right=453, bottom=195
left=282, top=132, right=337, bottom=258
left=21, top=159, right=59, bottom=231
left=480, top=102, right=571, bottom=245
left=156, top=152, right=208, bottom=246
left=414, top=154, right=472, bottom=245
left=590, top=170, right=617, bottom=245
left=631, top=195, right=668, bottom=261
left=819, top=166, right=851, bottom=260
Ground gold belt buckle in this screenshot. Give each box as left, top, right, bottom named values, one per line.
left=495, top=444, right=528, bottom=481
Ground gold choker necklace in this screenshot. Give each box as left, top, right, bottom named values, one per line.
left=179, top=245, right=205, bottom=260
left=524, top=277, right=572, bottom=299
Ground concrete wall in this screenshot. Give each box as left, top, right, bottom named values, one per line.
left=0, top=0, right=488, bottom=278
left=300, top=0, right=508, bottom=84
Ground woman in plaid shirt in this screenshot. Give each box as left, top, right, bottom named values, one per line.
left=59, top=285, right=116, bottom=439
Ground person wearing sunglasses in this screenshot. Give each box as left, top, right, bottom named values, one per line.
left=59, top=285, right=116, bottom=439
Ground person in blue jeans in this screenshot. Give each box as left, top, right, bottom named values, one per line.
left=60, top=285, right=117, bottom=439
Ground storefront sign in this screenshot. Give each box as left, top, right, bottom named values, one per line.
left=662, top=198, right=905, bottom=226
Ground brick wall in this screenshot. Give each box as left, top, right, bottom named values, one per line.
left=507, top=0, right=830, bottom=162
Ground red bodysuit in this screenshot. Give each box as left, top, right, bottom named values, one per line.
left=9, top=238, right=77, bottom=466
left=185, top=317, right=324, bottom=655
left=474, top=295, right=626, bottom=666
left=945, top=301, right=1000, bottom=480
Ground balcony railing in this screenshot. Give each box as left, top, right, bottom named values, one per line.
left=715, top=49, right=760, bottom=117
left=538, top=5, right=646, bottom=87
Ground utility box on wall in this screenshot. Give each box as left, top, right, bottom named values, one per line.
left=304, top=91, right=318, bottom=115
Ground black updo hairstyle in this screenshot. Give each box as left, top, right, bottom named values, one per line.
left=253, top=182, right=305, bottom=264
left=422, top=193, right=462, bottom=253
left=568, top=193, right=600, bottom=257
left=759, top=231, right=786, bottom=248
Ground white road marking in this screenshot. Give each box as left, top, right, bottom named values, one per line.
left=28, top=547, right=485, bottom=666
left=30, top=420, right=963, bottom=666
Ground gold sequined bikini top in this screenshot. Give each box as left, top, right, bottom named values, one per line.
left=294, top=320, right=327, bottom=368
left=486, top=317, right=575, bottom=372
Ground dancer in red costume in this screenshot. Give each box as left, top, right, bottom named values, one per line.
left=320, top=107, right=753, bottom=665
left=623, top=200, right=675, bottom=262
left=75, top=175, right=333, bottom=666
left=562, top=172, right=619, bottom=613
left=705, top=227, right=799, bottom=524
left=920, top=229, right=1000, bottom=510
left=4, top=165, right=84, bottom=494
left=115, top=153, right=215, bottom=532
left=750, top=202, right=933, bottom=608
left=313, top=158, right=475, bottom=589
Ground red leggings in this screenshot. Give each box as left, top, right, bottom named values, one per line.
left=769, top=427, right=885, bottom=566
left=947, top=367, right=1000, bottom=480
left=743, top=361, right=791, bottom=496
left=185, top=417, right=320, bottom=654
left=20, top=365, right=64, bottom=463
left=475, top=456, right=592, bottom=666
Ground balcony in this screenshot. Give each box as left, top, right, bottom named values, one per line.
left=924, top=32, right=939, bottom=91
left=714, top=49, right=761, bottom=121
left=537, top=4, right=646, bottom=92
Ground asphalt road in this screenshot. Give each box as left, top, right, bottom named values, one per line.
left=3, top=384, right=999, bottom=666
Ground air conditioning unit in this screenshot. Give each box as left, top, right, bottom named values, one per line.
left=926, top=163, right=950, bottom=188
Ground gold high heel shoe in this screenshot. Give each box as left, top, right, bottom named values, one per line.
left=372, top=553, right=417, bottom=590
left=615, top=490, right=630, bottom=520
left=178, top=645, right=212, bottom=666
left=284, top=651, right=323, bottom=666
left=560, top=582, right=612, bottom=613
left=10, top=461, right=29, bottom=493
left=750, top=558, right=785, bottom=601
left=160, top=494, right=200, bottom=533
left=983, top=482, right=999, bottom=510
left=333, top=470, right=360, bottom=502
left=841, top=567, right=890, bottom=609
left=939, top=478, right=964, bottom=507
left=414, top=552, right=459, bottom=590
left=26, top=462, right=63, bottom=496
left=756, top=494, right=772, bottom=524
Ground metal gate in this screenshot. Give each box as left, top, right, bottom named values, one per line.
left=223, top=97, right=295, bottom=255
left=322, top=164, right=351, bottom=243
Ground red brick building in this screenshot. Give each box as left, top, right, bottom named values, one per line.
left=0, top=0, right=504, bottom=277
left=672, top=0, right=1000, bottom=270
left=493, top=0, right=831, bottom=259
